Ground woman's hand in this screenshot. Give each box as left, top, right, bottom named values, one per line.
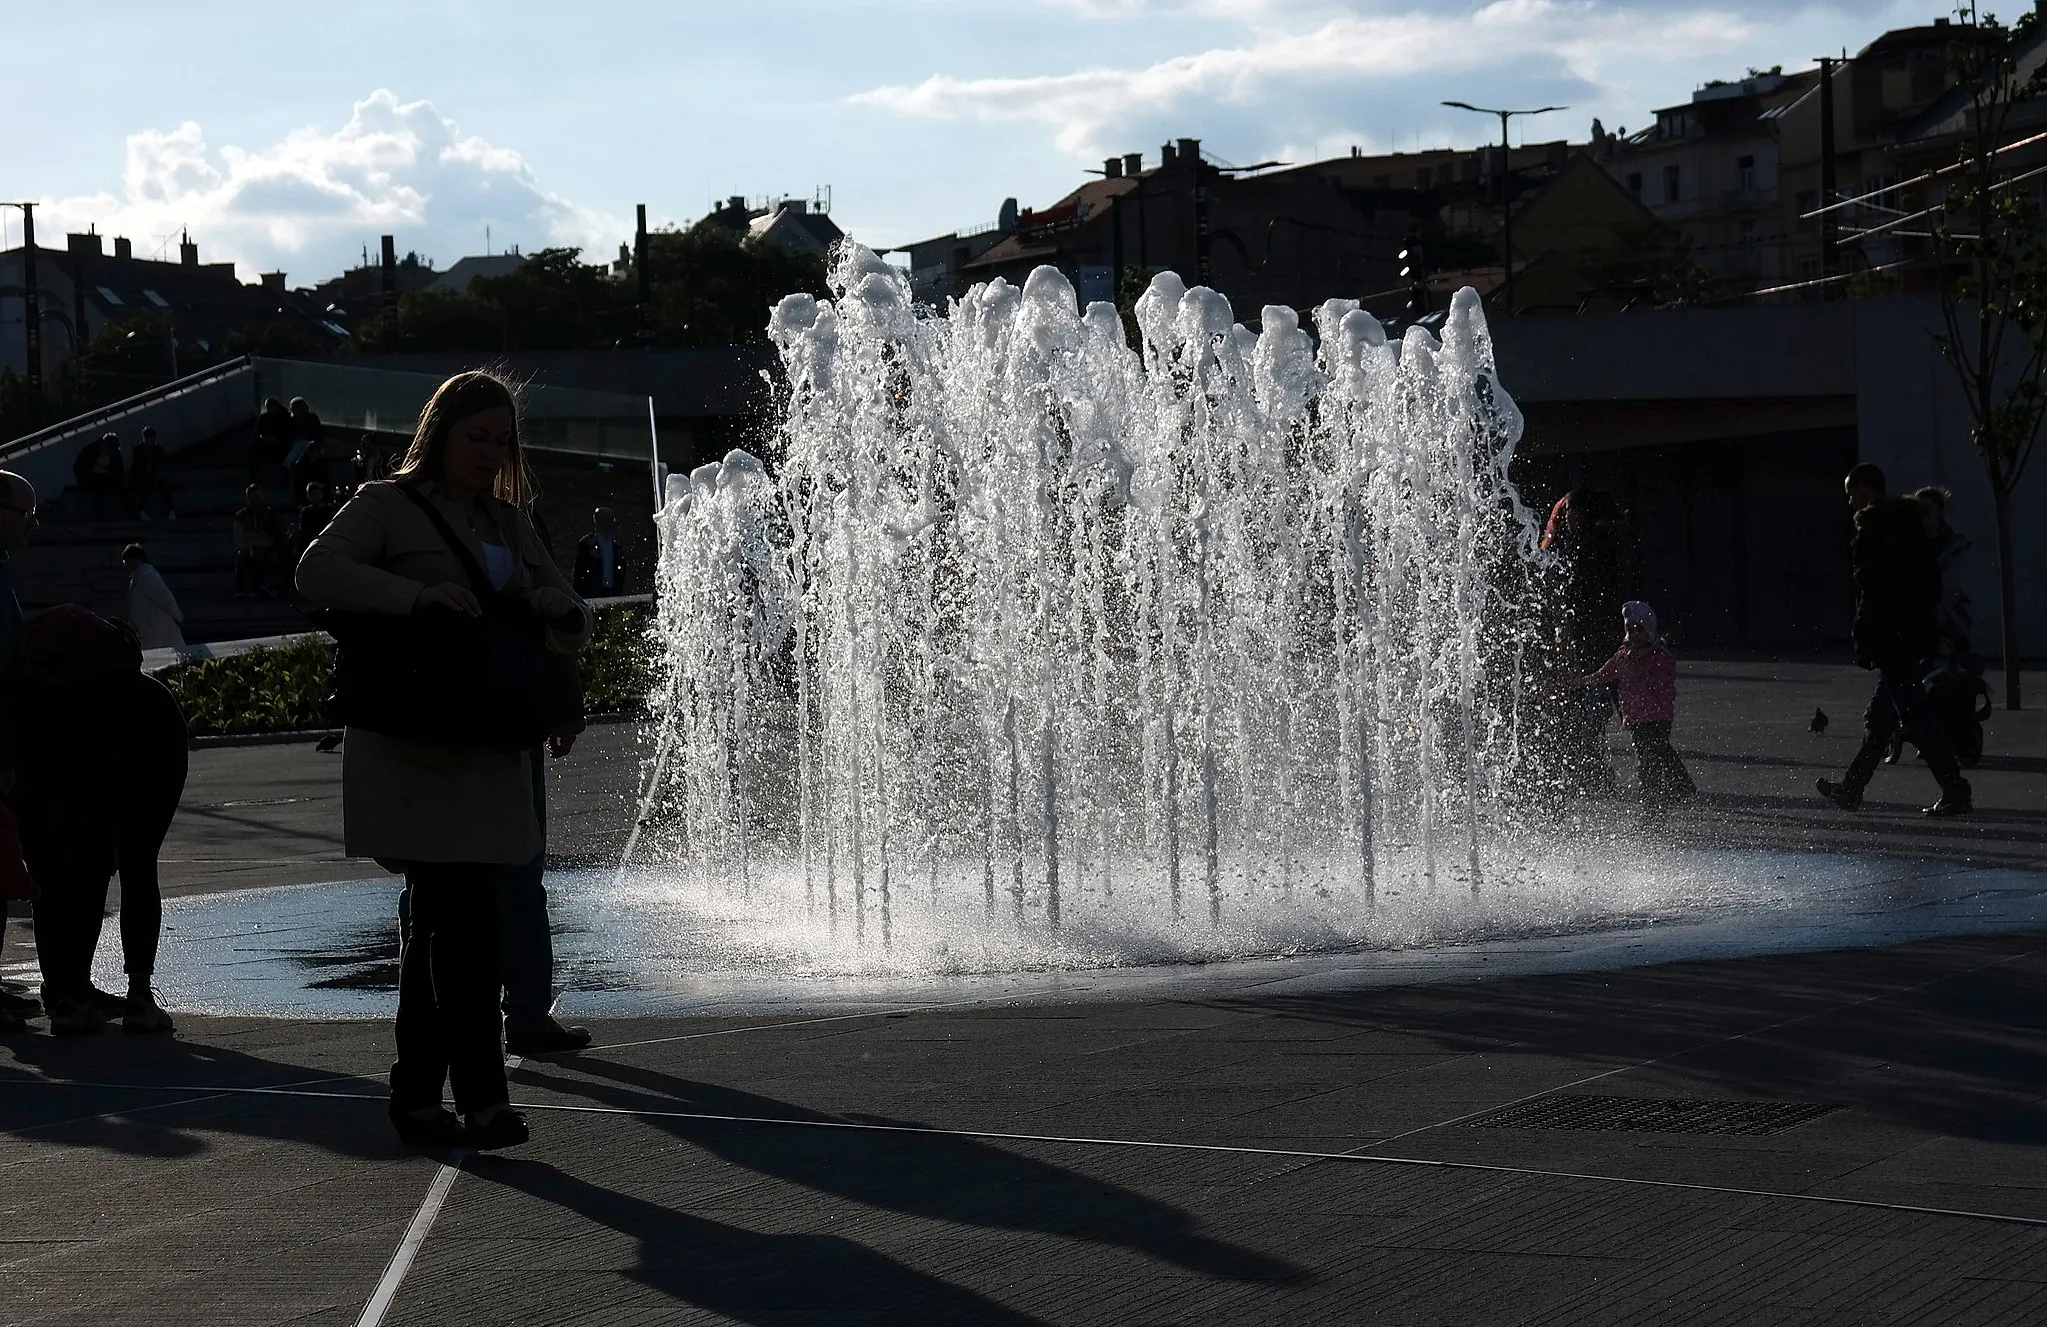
left=548, top=730, right=578, bottom=759
left=414, top=582, right=482, bottom=617
left=530, top=586, right=582, bottom=623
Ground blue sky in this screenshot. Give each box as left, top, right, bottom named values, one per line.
left=3, top=0, right=1937, bottom=284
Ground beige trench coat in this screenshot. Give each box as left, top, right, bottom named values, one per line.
left=296, top=479, right=592, bottom=866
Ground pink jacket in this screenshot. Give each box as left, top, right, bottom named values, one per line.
left=1592, top=643, right=1677, bottom=727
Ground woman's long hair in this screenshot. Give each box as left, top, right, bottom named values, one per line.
left=390, top=370, right=535, bottom=506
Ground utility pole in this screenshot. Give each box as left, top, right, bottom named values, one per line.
left=1817, top=56, right=1839, bottom=287
left=1442, top=102, right=1566, bottom=314
left=635, top=203, right=651, bottom=342
left=380, top=234, right=398, bottom=347
left=3, top=203, right=44, bottom=401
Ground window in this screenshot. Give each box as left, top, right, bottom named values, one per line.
left=1626, top=172, right=1643, bottom=199
left=1739, top=219, right=1757, bottom=245
left=1795, top=190, right=1818, bottom=233
left=1416, top=166, right=1432, bottom=188
left=1663, top=164, right=1681, bottom=203
left=1798, top=257, right=1820, bottom=280
left=1373, top=174, right=1392, bottom=188
left=1737, top=154, right=1756, bottom=192
left=142, top=289, right=169, bottom=308
left=95, top=286, right=123, bottom=306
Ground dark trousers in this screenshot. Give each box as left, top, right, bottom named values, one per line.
left=391, top=862, right=509, bottom=1116
left=1628, top=721, right=1695, bottom=805
left=499, top=748, right=554, bottom=1036
left=398, top=750, right=554, bottom=1038
left=131, top=475, right=175, bottom=516
left=18, top=674, right=188, bottom=1001
left=234, top=549, right=269, bottom=595
left=1846, top=663, right=1965, bottom=793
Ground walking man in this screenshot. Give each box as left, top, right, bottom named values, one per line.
left=1818, top=463, right=1972, bottom=817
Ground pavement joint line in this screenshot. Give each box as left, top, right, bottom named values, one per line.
left=25, top=1077, right=2047, bottom=1234
left=581, top=995, right=1024, bottom=1054
left=1328, top=942, right=2043, bottom=1160
left=1, top=1070, right=382, bottom=1138
left=354, top=1152, right=465, bottom=1327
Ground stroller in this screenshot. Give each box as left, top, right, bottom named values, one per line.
left=1885, top=658, right=1991, bottom=768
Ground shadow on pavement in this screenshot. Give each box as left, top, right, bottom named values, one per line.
left=1204, top=935, right=2047, bottom=1146
left=517, top=1056, right=1310, bottom=1287
left=468, top=1157, right=1057, bottom=1326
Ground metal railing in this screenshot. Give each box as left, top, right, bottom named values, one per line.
left=0, top=355, right=254, bottom=463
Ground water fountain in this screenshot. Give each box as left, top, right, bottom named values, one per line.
left=115, top=249, right=2047, bottom=1017
left=642, top=243, right=1561, bottom=958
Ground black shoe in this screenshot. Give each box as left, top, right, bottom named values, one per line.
left=45, top=998, right=106, bottom=1037
left=506, top=1018, right=592, bottom=1057
left=1924, top=790, right=1973, bottom=818
left=0, top=987, right=40, bottom=1016
left=85, top=985, right=128, bottom=1016
left=390, top=1106, right=468, bottom=1149
left=1816, top=778, right=1863, bottom=812
left=465, top=1108, right=530, bottom=1151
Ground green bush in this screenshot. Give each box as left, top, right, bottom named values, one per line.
left=161, top=604, right=655, bottom=738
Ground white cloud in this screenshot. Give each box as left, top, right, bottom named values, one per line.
left=856, top=1, right=1754, bottom=160
left=42, top=90, right=621, bottom=284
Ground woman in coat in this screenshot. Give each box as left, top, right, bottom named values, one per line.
left=296, top=371, right=591, bottom=1150
left=123, top=544, right=185, bottom=650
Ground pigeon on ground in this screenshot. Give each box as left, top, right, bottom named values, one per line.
left=1809, top=708, right=1829, bottom=734
left=315, top=732, right=344, bottom=753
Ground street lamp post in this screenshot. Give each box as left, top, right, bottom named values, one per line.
left=1440, top=102, right=1566, bottom=314
left=2, top=202, right=42, bottom=399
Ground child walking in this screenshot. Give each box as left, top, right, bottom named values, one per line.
left=1584, top=601, right=1695, bottom=809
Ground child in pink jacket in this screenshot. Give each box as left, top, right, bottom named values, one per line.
left=1584, top=601, right=1695, bottom=808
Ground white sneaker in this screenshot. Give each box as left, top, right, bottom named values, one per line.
left=123, top=989, right=175, bottom=1035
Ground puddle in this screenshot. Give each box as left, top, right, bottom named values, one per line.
left=95, top=847, right=2047, bottom=1019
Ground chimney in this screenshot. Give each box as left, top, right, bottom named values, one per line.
left=1103, top=157, right=1123, bottom=179
left=114, top=236, right=133, bottom=260
left=727, top=195, right=746, bottom=214
left=179, top=231, right=199, bottom=266
left=261, top=271, right=286, bottom=292
left=1123, top=152, right=1143, bottom=176
left=1176, top=137, right=1201, bottom=165
left=67, top=232, right=103, bottom=259
left=1160, top=142, right=1178, bottom=167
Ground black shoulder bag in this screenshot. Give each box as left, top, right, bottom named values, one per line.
left=321, top=487, right=580, bottom=749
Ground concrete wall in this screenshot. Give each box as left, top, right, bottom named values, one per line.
left=1489, top=296, right=2044, bottom=654
left=0, top=360, right=257, bottom=502
left=1852, top=297, right=2046, bottom=663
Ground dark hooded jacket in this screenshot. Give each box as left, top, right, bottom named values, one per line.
left=1850, top=496, right=1939, bottom=667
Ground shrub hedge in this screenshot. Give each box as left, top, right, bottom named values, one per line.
left=162, top=603, right=654, bottom=738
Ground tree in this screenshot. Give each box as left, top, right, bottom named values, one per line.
left=1929, top=3, right=2046, bottom=710
left=640, top=220, right=827, bottom=348
left=348, top=229, right=830, bottom=355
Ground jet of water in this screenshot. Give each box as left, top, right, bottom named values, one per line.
left=649, top=244, right=1542, bottom=940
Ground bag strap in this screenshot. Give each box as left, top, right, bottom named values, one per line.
left=395, top=483, right=495, bottom=600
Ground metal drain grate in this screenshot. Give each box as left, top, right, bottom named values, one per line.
left=1463, top=1094, right=1839, bottom=1136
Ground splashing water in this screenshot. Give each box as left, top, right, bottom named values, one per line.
left=646, top=244, right=1552, bottom=961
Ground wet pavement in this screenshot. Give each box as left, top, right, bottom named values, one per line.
left=2, top=659, right=2044, bottom=1325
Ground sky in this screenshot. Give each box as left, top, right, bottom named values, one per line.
left=2, top=0, right=1940, bottom=285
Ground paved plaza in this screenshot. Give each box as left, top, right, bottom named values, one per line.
left=3, top=660, right=2046, bottom=1325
